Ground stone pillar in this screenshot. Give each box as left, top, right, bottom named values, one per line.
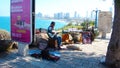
left=101, top=31, right=106, bottom=39
left=18, top=42, right=29, bottom=56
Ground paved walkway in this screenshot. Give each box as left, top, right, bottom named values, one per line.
left=0, top=33, right=111, bottom=68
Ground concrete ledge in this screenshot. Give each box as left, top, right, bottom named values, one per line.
left=18, top=43, right=29, bottom=56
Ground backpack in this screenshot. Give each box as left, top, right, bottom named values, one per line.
left=41, top=49, right=60, bottom=62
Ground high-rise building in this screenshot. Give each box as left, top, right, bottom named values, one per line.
left=54, top=12, right=64, bottom=19
left=74, top=11, right=77, bottom=18
left=36, top=12, right=42, bottom=18
left=64, top=13, right=70, bottom=19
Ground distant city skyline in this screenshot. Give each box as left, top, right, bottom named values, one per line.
left=0, top=0, right=114, bottom=18
left=36, top=11, right=80, bottom=18
left=36, top=0, right=114, bottom=18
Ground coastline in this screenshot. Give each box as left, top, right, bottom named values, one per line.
left=0, top=16, right=67, bottom=32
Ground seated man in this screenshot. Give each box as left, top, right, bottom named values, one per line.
left=47, top=21, right=62, bottom=49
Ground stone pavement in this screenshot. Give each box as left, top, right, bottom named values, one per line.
left=0, top=41, right=108, bottom=68
left=0, top=32, right=111, bottom=68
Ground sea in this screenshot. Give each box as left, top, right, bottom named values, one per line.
left=0, top=16, right=67, bottom=32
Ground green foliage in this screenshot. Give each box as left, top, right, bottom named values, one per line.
left=81, top=22, right=86, bottom=27
left=80, top=21, right=95, bottom=30
left=57, top=22, right=83, bottom=31
left=66, top=22, right=73, bottom=26
left=89, top=21, right=94, bottom=26
left=94, top=29, right=99, bottom=37
left=57, top=20, right=94, bottom=32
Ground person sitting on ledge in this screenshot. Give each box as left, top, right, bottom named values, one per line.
left=47, top=21, right=62, bottom=49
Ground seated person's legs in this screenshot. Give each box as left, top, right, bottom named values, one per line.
left=57, top=36, right=62, bottom=49
left=47, top=38, right=57, bottom=49
left=47, top=34, right=62, bottom=49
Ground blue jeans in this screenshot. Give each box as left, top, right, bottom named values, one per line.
left=48, top=33, right=62, bottom=47
left=57, top=36, right=62, bottom=46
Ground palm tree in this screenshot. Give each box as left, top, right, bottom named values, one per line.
left=105, top=0, right=120, bottom=68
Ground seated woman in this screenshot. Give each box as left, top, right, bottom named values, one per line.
left=47, top=21, right=62, bottom=49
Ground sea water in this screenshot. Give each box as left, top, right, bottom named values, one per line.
left=0, top=16, right=10, bottom=32
left=0, top=16, right=67, bottom=32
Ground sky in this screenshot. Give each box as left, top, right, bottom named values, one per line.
left=0, top=0, right=114, bottom=17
